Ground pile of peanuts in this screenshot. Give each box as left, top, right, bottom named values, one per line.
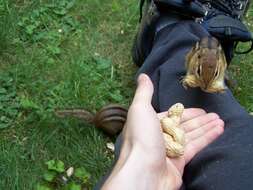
left=160, top=103, right=185, bottom=158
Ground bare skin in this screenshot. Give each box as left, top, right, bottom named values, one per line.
left=102, top=74, right=224, bottom=190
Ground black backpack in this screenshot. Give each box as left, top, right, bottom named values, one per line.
left=135, top=0, right=252, bottom=65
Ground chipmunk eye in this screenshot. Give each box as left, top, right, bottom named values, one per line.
left=214, top=69, right=219, bottom=78
left=197, top=65, right=201, bottom=76
left=198, top=54, right=201, bottom=59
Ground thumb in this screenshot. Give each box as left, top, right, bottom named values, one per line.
left=132, top=74, right=154, bottom=105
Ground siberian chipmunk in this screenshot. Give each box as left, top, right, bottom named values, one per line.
left=182, top=36, right=227, bottom=93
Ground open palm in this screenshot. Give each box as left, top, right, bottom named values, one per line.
left=122, top=74, right=224, bottom=189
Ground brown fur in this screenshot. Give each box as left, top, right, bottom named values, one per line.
left=182, top=37, right=227, bottom=93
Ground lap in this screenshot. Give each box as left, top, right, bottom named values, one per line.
left=138, top=20, right=253, bottom=190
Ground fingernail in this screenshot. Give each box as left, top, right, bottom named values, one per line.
left=216, top=125, right=224, bottom=135
left=138, top=73, right=147, bottom=84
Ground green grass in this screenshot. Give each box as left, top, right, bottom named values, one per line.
left=0, top=0, right=252, bottom=189
left=0, top=0, right=137, bottom=189
left=230, top=5, right=253, bottom=111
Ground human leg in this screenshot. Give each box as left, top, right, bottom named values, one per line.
left=95, top=1, right=253, bottom=189
left=136, top=20, right=253, bottom=190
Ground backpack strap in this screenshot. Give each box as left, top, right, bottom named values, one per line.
left=234, top=40, right=253, bottom=54
left=200, top=13, right=253, bottom=62
left=139, top=0, right=147, bottom=22
left=139, top=0, right=206, bottom=22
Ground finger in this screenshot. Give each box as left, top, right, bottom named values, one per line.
left=184, top=125, right=224, bottom=164
left=186, top=119, right=224, bottom=142
left=157, top=108, right=206, bottom=121
left=132, top=74, right=154, bottom=105
left=181, top=113, right=220, bottom=132
left=181, top=108, right=206, bottom=122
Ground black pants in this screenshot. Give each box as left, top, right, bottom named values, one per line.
left=95, top=20, right=253, bottom=190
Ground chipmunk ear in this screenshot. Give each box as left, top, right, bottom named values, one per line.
left=218, top=44, right=222, bottom=51
left=217, top=44, right=225, bottom=58
left=186, top=41, right=200, bottom=65
left=194, top=41, right=200, bottom=50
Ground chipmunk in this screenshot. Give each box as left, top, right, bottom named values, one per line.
left=55, top=104, right=127, bottom=136
left=182, top=36, right=227, bottom=93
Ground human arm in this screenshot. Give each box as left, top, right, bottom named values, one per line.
left=102, top=74, right=224, bottom=190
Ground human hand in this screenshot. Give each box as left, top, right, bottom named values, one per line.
left=102, top=74, right=224, bottom=190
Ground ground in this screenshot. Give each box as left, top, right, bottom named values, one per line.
left=0, top=0, right=252, bottom=189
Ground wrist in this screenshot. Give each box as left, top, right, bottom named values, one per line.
left=129, top=146, right=181, bottom=190
left=102, top=145, right=181, bottom=190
